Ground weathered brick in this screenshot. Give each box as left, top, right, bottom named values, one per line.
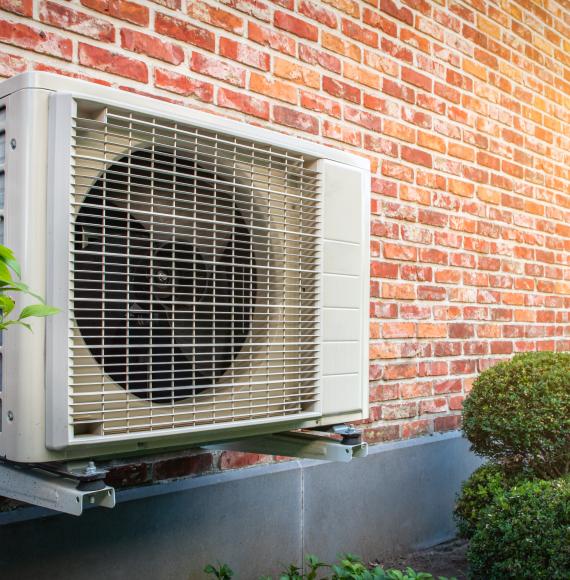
left=191, top=51, right=246, bottom=86
left=187, top=1, right=243, bottom=34
left=248, top=21, right=296, bottom=56
left=155, top=13, right=215, bottom=51
left=40, top=1, right=115, bottom=41
left=0, top=19, right=72, bottom=60
left=81, top=0, right=148, bottom=27
left=154, top=68, right=214, bottom=101
left=121, top=29, right=183, bottom=65
left=299, top=0, right=337, bottom=28
left=381, top=0, right=413, bottom=25
left=79, top=43, right=146, bottom=81
left=219, top=37, right=269, bottom=71
left=0, top=50, right=27, bottom=76
left=273, top=105, right=319, bottom=134
left=274, top=11, right=318, bottom=41
left=218, top=87, right=270, bottom=119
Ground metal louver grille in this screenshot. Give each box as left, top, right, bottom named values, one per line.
left=68, top=102, right=322, bottom=438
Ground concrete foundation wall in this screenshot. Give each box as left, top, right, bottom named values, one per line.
left=0, top=432, right=481, bottom=579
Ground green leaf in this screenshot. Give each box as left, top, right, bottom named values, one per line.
left=0, top=260, right=13, bottom=282
left=18, top=304, right=60, bottom=320
left=0, top=245, right=20, bottom=277
left=0, top=295, right=15, bottom=316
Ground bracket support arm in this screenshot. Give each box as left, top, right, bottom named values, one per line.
left=204, top=429, right=368, bottom=462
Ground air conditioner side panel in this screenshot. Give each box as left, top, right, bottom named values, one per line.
left=0, top=89, right=51, bottom=462
left=320, top=160, right=370, bottom=421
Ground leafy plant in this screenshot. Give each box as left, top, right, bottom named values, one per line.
left=0, top=245, right=58, bottom=331
left=468, top=476, right=570, bottom=579
left=453, top=462, right=531, bottom=539
left=462, top=352, right=570, bottom=478
left=205, top=553, right=455, bottom=580
left=203, top=563, right=234, bottom=580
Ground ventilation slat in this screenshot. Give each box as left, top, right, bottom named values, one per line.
left=67, top=101, right=321, bottom=438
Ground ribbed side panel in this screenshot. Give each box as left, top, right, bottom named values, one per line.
left=68, top=101, right=322, bottom=438
left=0, top=104, right=4, bottom=433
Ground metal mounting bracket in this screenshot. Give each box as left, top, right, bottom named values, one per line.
left=204, top=427, right=368, bottom=462
left=0, top=460, right=116, bottom=516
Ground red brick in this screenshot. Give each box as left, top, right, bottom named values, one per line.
left=248, top=21, right=296, bottom=56
left=0, top=50, right=27, bottom=76
left=219, top=37, right=270, bottom=71
left=79, top=43, right=147, bottom=81
left=218, top=88, right=270, bottom=119
left=383, top=78, right=415, bottom=103
left=222, top=0, right=271, bottom=20
left=187, top=1, right=243, bottom=34
left=121, top=29, right=183, bottom=65
left=381, top=37, right=413, bottom=64
left=299, top=0, right=337, bottom=28
left=382, top=401, right=417, bottom=420
left=323, top=76, right=361, bottom=103
left=274, top=11, right=318, bottom=41
left=364, top=134, right=398, bottom=156
left=381, top=0, right=413, bottom=25
left=149, top=0, right=180, bottom=8
left=401, top=146, right=432, bottom=168
left=219, top=452, right=270, bottom=470
left=402, top=420, right=431, bottom=439
left=191, top=52, right=246, bottom=86
left=81, top=0, right=148, bottom=26
left=0, top=19, right=72, bottom=61
left=40, top=1, right=115, bottom=41
left=154, top=68, right=214, bottom=101
left=301, top=90, right=341, bottom=118
left=153, top=453, right=213, bottom=480
left=323, top=120, right=361, bottom=145
left=105, top=463, right=149, bottom=488
left=342, top=18, right=378, bottom=47
left=299, top=44, right=341, bottom=73
left=363, top=7, right=397, bottom=36
left=155, top=13, right=215, bottom=51
left=0, top=0, right=32, bottom=16
left=434, top=415, right=461, bottom=432
left=250, top=73, right=297, bottom=103
left=364, top=425, right=400, bottom=443
left=400, top=28, right=430, bottom=53
left=382, top=160, right=414, bottom=182
left=273, top=105, right=319, bottom=134
left=420, top=398, right=448, bottom=414
left=402, top=67, right=432, bottom=91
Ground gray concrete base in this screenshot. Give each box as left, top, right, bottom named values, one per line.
left=0, top=432, right=481, bottom=579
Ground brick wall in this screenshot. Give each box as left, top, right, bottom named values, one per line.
left=0, top=0, right=569, bottom=488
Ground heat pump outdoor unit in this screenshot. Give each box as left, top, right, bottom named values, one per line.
left=0, top=73, right=370, bottom=475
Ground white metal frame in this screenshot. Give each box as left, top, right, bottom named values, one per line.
left=0, top=73, right=370, bottom=464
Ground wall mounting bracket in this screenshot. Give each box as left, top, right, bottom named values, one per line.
left=204, top=427, right=368, bottom=462
left=0, top=460, right=116, bottom=516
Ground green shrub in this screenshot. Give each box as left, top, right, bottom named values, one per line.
left=454, top=463, right=530, bottom=539
left=462, top=352, right=570, bottom=478
left=204, top=554, right=456, bottom=580
left=468, top=476, right=570, bottom=579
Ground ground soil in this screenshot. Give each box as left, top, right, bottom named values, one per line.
left=374, top=539, right=469, bottom=579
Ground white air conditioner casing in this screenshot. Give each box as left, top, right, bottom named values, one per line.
left=0, top=73, right=370, bottom=463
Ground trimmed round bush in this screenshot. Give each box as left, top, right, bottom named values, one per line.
left=454, top=463, right=529, bottom=539
left=462, top=351, right=570, bottom=478
left=468, top=477, right=570, bottom=579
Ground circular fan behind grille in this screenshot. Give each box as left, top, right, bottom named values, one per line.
left=74, top=149, right=257, bottom=404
